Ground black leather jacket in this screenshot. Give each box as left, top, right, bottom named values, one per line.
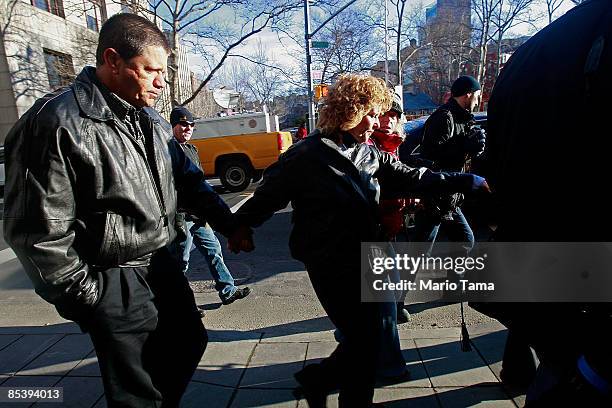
left=421, top=98, right=476, bottom=172
left=236, top=130, right=478, bottom=268
left=3, top=67, right=238, bottom=317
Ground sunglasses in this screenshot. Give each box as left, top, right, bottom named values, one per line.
left=179, top=121, right=195, bottom=128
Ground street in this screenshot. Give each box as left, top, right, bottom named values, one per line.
left=0, top=180, right=520, bottom=407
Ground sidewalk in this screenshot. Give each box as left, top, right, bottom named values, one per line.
left=0, top=320, right=524, bottom=407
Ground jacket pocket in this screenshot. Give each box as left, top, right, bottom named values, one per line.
left=98, top=212, right=138, bottom=266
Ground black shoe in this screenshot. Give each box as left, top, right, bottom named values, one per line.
left=198, top=309, right=206, bottom=318
left=294, top=366, right=328, bottom=408
left=397, top=305, right=411, bottom=324
left=221, top=287, right=251, bottom=305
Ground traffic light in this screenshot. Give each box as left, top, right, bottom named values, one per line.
left=314, top=84, right=328, bottom=99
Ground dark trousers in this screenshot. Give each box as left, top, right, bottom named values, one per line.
left=81, top=248, right=207, bottom=407
left=306, top=262, right=384, bottom=407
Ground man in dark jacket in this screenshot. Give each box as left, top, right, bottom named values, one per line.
left=483, top=0, right=612, bottom=405
left=3, top=13, right=250, bottom=407
left=170, top=106, right=250, bottom=307
left=415, top=75, right=486, bottom=252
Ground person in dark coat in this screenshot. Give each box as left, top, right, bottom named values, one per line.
left=3, top=14, right=251, bottom=407
left=170, top=106, right=251, bottom=307
left=482, top=0, right=612, bottom=405
left=415, top=75, right=486, bottom=254
left=229, top=74, right=490, bottom=407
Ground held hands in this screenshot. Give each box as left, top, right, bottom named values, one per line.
left=471, top=175, right=491, bottom=193
left=228, top=225, right=255, bottom=254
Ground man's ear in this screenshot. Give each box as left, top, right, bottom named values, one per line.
left=102, top=48, right=123, bottom=72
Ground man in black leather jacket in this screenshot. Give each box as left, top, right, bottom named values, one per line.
left=231, top=74, right=489, bottom=407
left=415, top=76, right=486, bottom=253
left=3, top=13, right=249, bottom=407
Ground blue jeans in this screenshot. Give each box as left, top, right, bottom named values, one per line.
left=413, top=206, right=475, bottom=254
left=180, top=221, right=236, bottom=300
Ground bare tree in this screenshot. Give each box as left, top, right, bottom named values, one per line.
left=233, top=39, right=287, bottom=116
left=144, top=0, right=301, bottom=108
left=472, top=0, right=502, bottom=86
left=310, top=9, right=380, bottom=83
left=543, top=0, right=566, bottom=24
left=492, top=0, right=537, bottom=76
left=360, top=0, right=428, bottom=87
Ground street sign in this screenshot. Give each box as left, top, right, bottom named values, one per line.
left=311, top=41, right=330, bottom=49
left=312, top=70, right=323, bottom=81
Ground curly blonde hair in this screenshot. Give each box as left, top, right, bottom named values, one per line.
left=317, top=74, right=393, bottom=133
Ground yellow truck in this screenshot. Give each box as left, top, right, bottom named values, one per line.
left=189, top=112, right=293, bottom=192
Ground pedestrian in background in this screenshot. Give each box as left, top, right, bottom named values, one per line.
left=170, top=106, right=251, bottom=308
left=414, top=75, right=486, bottom=254
left=296, top=123, right=308, bottom=141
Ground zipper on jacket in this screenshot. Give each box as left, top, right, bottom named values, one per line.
left=112, top=116, right=168, bottom=229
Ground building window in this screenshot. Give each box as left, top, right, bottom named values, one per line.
left=43, top=49, right=75, bottom=90
left=84, top=0, right=106, bottom=31
left=31, top=0, right=65, bottom=18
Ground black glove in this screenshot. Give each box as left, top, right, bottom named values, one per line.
left=466, top=127, right=486, bottom=157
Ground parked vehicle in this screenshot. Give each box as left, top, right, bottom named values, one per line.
left=189, top=112, right=293, bottom=192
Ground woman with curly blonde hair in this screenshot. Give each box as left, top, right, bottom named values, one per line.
left=317, top=74, right=392, bottom=141
left=233, top=73, right=489, bottom=407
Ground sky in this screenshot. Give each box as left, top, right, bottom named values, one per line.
left=185, top=0, right=577, bottom=91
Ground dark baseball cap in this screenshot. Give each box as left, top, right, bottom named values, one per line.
left=170, top=106, right=194, bottom=127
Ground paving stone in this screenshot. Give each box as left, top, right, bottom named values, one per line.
left=191, top=340, right=256, bottom=387
left=470, top=331, right=507, bottom=379
left=303, top=341, right=337, bottom=365
left=240, top=343, right=307, bottom=389
left=297, top=393, right=338, bottom=408
left=92, top=396, right=108, bottom=408
left=230, top=388, right=298, bottom=407
left=19, top=334, right=93, bottom=376
left=181, top=381, right=233, bottom=408
left=0, top=323, right=81, bottom=335
left=436, top=386, right=516, bottom=407
left=469, top=331, right=528, bottom=407
left=375, top=387, right=441, bottom=407
left=207, top=331, right=261, bottom=343
left=31, top=376, right=104, bottom=408
left=400, top=328, right=460, bottom=340
left=0, top=334, right=21, bottom=351
left=381, top=339, right=431, bottom=388
left=415, top=338, right=498, bottom=387
left=261, top=331, right=336, bottom=343
left=68, top=350, right=101, bottom=377
left=298, top=388, right=440, bottom=408
left=0, top=334, right=63, bottom=375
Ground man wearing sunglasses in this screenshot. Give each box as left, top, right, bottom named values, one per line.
left=171, top=106, right=251, bottom=307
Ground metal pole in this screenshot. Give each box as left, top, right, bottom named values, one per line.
left=384, top=0, right=389, bottom=86
left=304, top=0, right=316, bottom=133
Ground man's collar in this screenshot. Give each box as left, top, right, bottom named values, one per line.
left=92, top=74, right=138, bottom=121
left=72, top=66, right=139, bottom=122
left=447, top=97, right=474, bottom=122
